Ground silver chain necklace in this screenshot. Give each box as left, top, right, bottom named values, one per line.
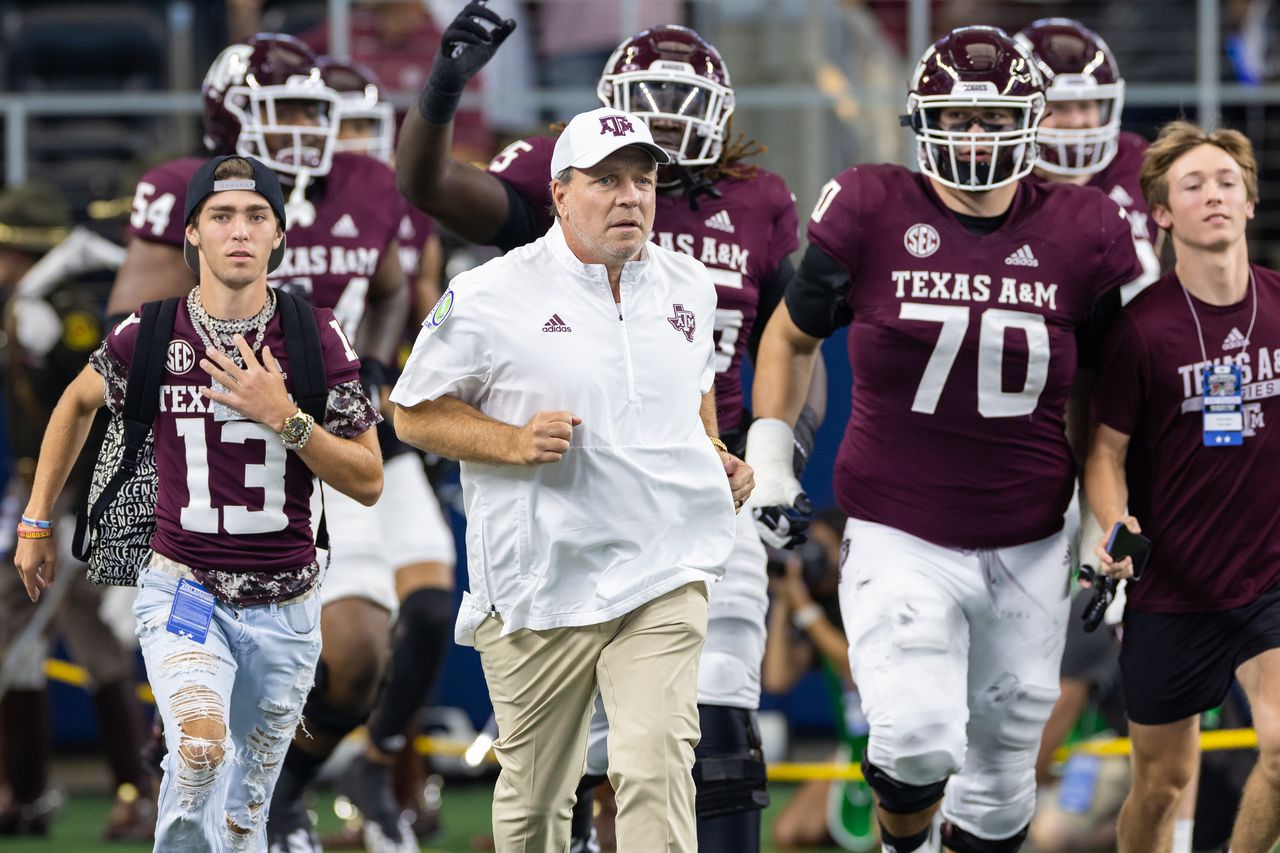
left=187, top=285, right=276, bottom=367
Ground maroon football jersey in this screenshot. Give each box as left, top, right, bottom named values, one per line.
left=100, top=301, right=364, bottom=579
left=1089, top=131, right=1155, bottom=242
left=486, top=134, right=800, bottom=432
left=486, top=135, right=557, bottom=235
left=126, top=152, right=401, bottom=336
left=1031, top=131, right=1158, bottom=300
left=807, top=164, right=1142, bottom=548
left=396, top=201, right=436, bottom=296
left=1092, top=267, right=1280, bottom=613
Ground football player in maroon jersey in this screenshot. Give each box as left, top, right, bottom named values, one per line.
left=751, top=26, right=1143, bottom=852
left=15, top=154, right=382, bottom=851
left=1016, top=17, right=1161, bottom=300
left=1089, top=121, right=1280, bottom=853
left=318, top=56, right=456, bottom=851
left=397, top=6, right=822, bottom=852
left=104, top=35, right=414, bottom=853
left=1013, top=18, right=1194, bottom=839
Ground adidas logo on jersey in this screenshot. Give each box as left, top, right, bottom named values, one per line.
left=704, top=210, right=735, bottom=234
left=1004, top=244, right=1039, bottom=267
left=542, top=314, right=572, bottom=333
left=331, top=213, right=360, bottom=239
left=1223, top=326, right=1249, bottom=350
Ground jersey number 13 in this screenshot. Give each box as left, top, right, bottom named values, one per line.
left=175, top=418, right=289, bottom=534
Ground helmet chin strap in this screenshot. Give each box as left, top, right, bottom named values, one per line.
left=285, top=171, right=316, bottom=230
left=661, top=164, right=722, bottom=211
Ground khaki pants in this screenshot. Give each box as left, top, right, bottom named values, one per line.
left=475, top=581, right=709, bottom=853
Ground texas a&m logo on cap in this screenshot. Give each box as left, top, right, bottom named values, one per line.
left=599, top=114, right=636, bottom=137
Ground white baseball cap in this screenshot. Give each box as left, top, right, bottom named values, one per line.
left=549, top=107, right=672, bottom=178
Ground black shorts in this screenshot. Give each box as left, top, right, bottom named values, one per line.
left=1120, top=585, right=1280, bottom=725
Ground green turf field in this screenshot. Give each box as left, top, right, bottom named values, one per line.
left=0, top=782, right=849, bottom=853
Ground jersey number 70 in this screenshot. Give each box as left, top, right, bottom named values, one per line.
left=901, top=303, right=1050, bottom=417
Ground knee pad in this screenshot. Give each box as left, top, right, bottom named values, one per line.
left=302, top=663, right=375, bottom=737
left=314, top=643, right=388, bottom=711
left=861, top=755, right=946, bottom=815
left=943, top=822, right=1029, bottom=853
left=692, top=705, right=769, bottom=818
left=396, top=587, right=453, bottom=642
left=696, top=649, right=758, bottom=706
left=867, top=713, right=964, bottom=787
left=302, top=693, right=373, bottom=738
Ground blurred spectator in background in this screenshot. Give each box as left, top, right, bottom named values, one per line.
left=0, top=183, right=155, bottom=841
left=1099, top=0, right=1200, bottom=86
left=535, top=0, right=683, bottom=91
left=1226, top=0, right=1279, bottom=83
left=764, top=508, right=875, bottom=851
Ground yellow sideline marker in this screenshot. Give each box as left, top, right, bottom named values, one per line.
left=41, top=658, right=1258, bottom=777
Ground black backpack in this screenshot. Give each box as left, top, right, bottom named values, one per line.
left=73, top=290, right=329, bottom=585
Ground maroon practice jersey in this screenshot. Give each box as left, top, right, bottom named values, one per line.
left=126, top=152, right=401, bottom=335
left=485, top=134, right=799, bottom=432
left=94, top=301, right=370, bottom=600
left=1092, top=267, right=1280, bottom=613
left=1033, top=131, right=1159, bottom=300
left=803, top=164, right=1141, bottom=549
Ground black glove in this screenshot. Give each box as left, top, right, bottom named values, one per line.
left=753, top=496, right=813, bottom=550
left=419, top=0, right=517, bottom=124
left=1077, top=566, right=1117, bottom=633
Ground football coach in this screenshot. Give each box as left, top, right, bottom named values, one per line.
left=389, top=107, right=753, bottom=852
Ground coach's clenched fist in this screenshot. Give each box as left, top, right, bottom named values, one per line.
left=515, top=410, right=582, bottom=464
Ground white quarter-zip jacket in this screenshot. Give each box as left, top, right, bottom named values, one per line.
left=391, top=221, right=736, bottom=644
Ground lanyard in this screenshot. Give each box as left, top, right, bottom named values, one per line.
left=1180, top=267, right=1258, bottom=365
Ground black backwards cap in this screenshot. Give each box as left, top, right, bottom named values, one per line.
left=183, top=154, right=288, bottom=274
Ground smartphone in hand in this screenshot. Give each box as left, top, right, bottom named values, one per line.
left=1106, top=523, right=1152, bottom=581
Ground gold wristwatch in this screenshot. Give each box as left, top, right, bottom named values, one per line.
left=280, top=409, right=315, bottom=451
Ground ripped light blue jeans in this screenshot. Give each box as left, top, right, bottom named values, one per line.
left=133, top=564, right=322, bottom=852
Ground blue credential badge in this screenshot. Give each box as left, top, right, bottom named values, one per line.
left=166, top=578, right=216, bottom=643
left=1203, top=363, right=1244, bottom=447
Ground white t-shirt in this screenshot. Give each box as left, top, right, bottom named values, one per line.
left=391, top=222, right=737, bottom=643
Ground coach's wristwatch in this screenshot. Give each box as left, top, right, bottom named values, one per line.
left=280, top=409, right=316, bottom=451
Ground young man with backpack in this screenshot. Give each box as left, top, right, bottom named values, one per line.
left=12, top=155, right=382, bottom=850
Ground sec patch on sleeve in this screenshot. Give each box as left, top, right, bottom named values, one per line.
left=423, top=289, right=455, bottom=332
